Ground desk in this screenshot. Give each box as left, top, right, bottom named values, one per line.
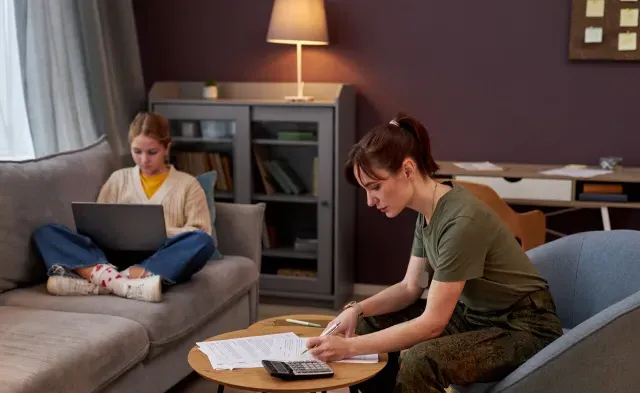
left=436, top=161, right=640, bottom=236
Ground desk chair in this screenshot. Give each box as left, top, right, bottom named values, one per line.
left=453, top=180, right=546, bottom=251
left=452, top=229, right=640, bottom=393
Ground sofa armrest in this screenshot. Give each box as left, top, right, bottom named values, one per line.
left=493, top=291, right=640, bottom=393
left=215, top=202, right=265, bottom=269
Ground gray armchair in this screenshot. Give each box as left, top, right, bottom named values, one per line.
left=453, top=229, right=640, bottom=393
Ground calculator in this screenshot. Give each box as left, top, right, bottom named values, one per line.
left=261, top=359, right=334, bottom=380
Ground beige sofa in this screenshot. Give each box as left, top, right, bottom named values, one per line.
left=0, top=136, right=265, bottom=393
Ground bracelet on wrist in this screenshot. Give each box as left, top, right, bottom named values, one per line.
left=343, top=301, right=364, bottom=317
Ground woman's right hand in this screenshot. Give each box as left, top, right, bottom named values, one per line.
left=324, top=307, right=360, bottom=338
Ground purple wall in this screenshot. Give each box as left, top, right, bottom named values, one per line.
left=133, top=0, right=640, bottom=284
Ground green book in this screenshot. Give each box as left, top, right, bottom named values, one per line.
left=277, top=131, right=316, bottom=141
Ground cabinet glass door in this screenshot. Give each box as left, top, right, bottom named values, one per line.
left=250, top=106, right=333, bottom=295
left=149, top=103, right=251, bottom=203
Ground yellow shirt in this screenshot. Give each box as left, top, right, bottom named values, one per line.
left=140, top=170, right=169, bottom=199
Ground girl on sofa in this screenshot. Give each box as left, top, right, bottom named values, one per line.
left=304, top=112, right=563, bottom=393
left=32, top=112, right=215, bottom=302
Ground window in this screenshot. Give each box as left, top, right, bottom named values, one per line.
left=0, top=0, right=34, bottom=160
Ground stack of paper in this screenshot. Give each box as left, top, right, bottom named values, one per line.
left=453, top=161, right=503, bottom=171
left=196, top=332, right=378, bottom=370
left=538, top=168, right=612, bottom=178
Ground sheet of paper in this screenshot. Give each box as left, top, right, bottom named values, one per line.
left=197, top=345, right=265, bottom=370
left=283, top=336, right=379, bottom=364
left=453, top=161, right=503, bottom=171
left=273, top=332, right=314, bottom=360
left=586, top=0, right=605, bottom=17
left=618, top=32, right=637, bottom=51
left=621, top=0, right=638, bottom=2
left=585, top=26, right=603, bottom=43
left=196, top=333, right=294, bottom=366
left=620, top=8, right=639, bottom=26
left=197, top=332, right=379, bottom=370
left=538, top=168, right=612, bottom=178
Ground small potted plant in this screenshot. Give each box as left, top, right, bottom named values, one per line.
left=202, top=80, right=218, bottom=99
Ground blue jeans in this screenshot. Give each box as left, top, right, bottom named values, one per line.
left=32, top=223, right=215, bottom=285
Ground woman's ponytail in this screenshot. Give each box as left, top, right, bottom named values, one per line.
left=394, top=112, right=439, bottom=177
left=344, top=111, right=439, bottom=186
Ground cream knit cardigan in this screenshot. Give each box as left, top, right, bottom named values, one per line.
left=97, top=165, right=212, bottom=238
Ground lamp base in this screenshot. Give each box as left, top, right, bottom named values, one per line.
left=284, top=95, right=315, bottom=102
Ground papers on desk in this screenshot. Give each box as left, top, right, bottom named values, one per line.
left=197, top=332, right=378, bottom=370
left=538, top=168, right=612, bottom=178
left=453, top=161, right=503, bottom=171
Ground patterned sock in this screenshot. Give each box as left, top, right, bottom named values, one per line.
left=89, top=264, right=125, bottom=292
left=88, top=264, right=161, bottom=301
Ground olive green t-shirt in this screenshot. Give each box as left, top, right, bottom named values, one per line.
left=412, top=181, right=548, bottom=312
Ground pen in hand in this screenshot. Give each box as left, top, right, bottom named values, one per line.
left=300, top=321, right=341, bottom=355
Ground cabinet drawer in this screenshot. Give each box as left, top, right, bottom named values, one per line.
left=453, top=175, right=573, bottom=202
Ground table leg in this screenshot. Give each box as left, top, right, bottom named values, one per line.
left=217, top=384, right=224, bottom=393
left=601, top=206, right=611, bottom=231
left=349, top=387, right=359, bottom=393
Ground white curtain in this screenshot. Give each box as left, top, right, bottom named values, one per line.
left=21, top=0, right=100, bottom=157
left=9, top=0, right=146, bottom=162
left=0, top=0, right=34, bottom=160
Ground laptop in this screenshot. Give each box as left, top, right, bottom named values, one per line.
left=71, top=202, right=167, bottom=251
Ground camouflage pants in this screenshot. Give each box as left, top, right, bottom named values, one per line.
left=352, top=289, right=563, bottom=393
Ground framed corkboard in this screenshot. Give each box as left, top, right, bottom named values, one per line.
left=569, top=0, right=640, bottom=60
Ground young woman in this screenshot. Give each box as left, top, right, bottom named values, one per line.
left=305, top=113, right=563, bottom=393
left=32, top=112, right=215, bottom=303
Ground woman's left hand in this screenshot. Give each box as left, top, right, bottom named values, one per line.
left=306, top=335, right=353, bottom=361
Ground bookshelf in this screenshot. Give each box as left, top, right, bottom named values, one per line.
left=147, top=81, right=356, bottom=309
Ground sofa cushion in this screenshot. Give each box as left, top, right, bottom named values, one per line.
left=0, top=255, right=258, bottom=358
left=195, top=170, right=223, bottom=260
left=0, top=305, right=148, bottom=393
left=0, top=136, right=115, bottom=293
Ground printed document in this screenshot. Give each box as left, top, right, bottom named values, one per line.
left=197, top=332, right=378, bottom=370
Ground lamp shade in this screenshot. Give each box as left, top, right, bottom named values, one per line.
left=266, top=0, right=329, bottom=45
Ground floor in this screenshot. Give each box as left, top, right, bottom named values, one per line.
left=170, top=301, right=453, bottom=393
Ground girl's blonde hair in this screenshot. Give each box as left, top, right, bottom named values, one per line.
left=128, top=112, right=172, bottom=147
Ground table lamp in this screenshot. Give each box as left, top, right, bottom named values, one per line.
left=266, top=0, right=329, bottom=101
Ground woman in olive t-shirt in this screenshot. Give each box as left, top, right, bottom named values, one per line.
left=304, top=112, right=563, bottom=393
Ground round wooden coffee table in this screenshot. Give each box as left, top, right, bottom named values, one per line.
left=188, top=314, right=387, bottom=393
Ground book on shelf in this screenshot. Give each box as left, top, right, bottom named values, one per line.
left=582, top=183, right=623, bottom=194
left=253, top=145, right=276, bottom=195
left=294, top=237, right=318, bottom=252
left=312, top=157, right=318, bottom=196
left=578, top=193, right=628, bottom=202
left=262, top=224, right=277, bottom=249
left=277, top=268, right=317, bottom=278
left=264, top=160, right=306, bottom=195
left=277, top=131, right=316, bottom=141
left=252, top=145, right=312, bottom=196
left=173, top=151, right=233, bottom=192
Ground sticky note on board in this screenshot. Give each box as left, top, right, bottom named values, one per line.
left=586, top=0, right=605, bottom=17
left=618, top=32, right=638, bottom=50
left=585, top=26, right=604, bottom=43
left=620, top=8, right=639, bottom=26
